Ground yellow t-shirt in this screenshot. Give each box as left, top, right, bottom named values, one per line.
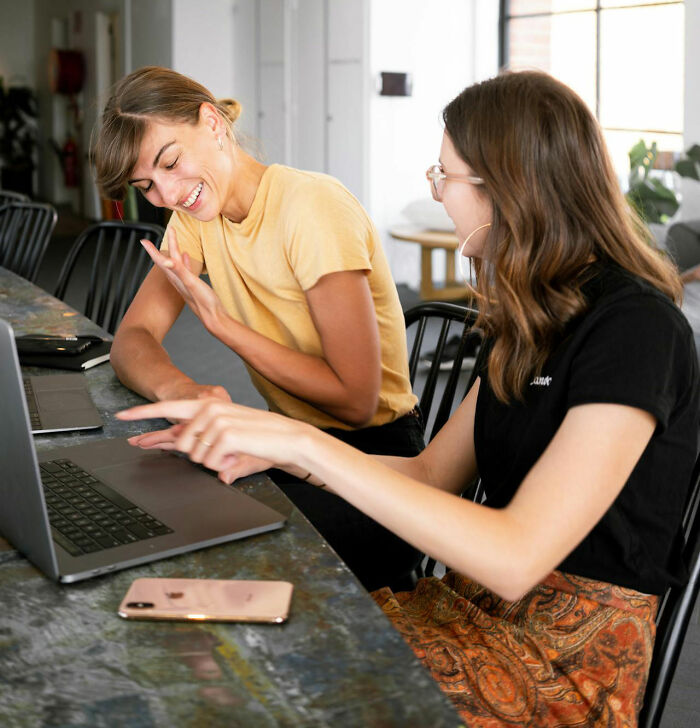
left=165, top=164, right=417, bottom=430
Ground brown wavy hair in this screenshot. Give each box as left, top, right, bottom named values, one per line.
left=443, top=71, right=682, bottom=403
left=91, top=66, right=241, bottom=201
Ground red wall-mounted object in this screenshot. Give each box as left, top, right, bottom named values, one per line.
left=49, top=49, right=85, bottom=95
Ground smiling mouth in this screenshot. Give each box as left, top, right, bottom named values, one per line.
left=182, top=182, right=203, bottom=209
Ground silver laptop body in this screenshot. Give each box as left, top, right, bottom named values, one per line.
left=24, top=372, right=103, bottom=433
left=0, top=319, right=286, bottom=583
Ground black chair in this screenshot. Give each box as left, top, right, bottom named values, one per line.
left=404, top=300, right=481, bottom=443
left=0, top=201, right=57, bottom=282
left=53, top=220, right=165, bottom=335
left=0, top=189, right=29, bottom=206
left=639, top=450, right=700, bottom=728
left=405, top=301, right=482, bottom=581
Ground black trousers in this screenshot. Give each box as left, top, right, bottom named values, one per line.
left=269, top=410, right=426, bottom=592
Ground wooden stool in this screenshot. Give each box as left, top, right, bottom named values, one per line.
left=389, top=225, right=466, bottom=301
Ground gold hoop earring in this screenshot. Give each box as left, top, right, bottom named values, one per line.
left=217, top=136, right=223, bottom=151
left=459, top=223, right=491, bottom=253
left=458, top=223, right=491, bottom=284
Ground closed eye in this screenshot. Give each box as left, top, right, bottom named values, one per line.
left=165, top=156, right=179, bottom=170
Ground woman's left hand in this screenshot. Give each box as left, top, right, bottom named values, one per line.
left=117, top=398, right=308, bottom=480
left=140, top=229, right=227, bottom=332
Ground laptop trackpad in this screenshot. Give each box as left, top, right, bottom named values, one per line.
left=93, top=456, right=224, bottom=510
left=38, top=390, right=94, bottom=411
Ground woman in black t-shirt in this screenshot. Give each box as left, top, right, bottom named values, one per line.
left=118, top=72, right=699, bottom=726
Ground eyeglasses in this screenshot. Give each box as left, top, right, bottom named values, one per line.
left=425, top=164, right=484, bottom=202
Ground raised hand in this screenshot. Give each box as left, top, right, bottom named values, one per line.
left=140, top=229, right=227, bottom=331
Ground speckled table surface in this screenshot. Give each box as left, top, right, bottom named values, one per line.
left=0, top=268, right=462, bottom=728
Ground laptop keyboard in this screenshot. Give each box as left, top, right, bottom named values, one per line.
left=40, top=458, right=174, bottom=557
left=22, top=378, right=41, bottom=430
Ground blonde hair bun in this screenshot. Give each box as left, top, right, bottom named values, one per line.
left=218, top=98, right=242, bottom=124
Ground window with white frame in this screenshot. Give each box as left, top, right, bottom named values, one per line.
left=500, top=1, right=685, bottom=176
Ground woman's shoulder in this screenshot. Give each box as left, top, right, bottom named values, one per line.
left=582, top=262, right=685, bottom=326
left=571, top=263, right=696, bottom=381
left=269, top=165, right=373, bottom=231
left=270, top=165, right=358, bottom=207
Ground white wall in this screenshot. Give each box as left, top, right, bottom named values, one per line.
left=293, top=0, right=325, bottom=171
left=130, top=0, right=173, bottom=72
left=171, top=0, right=235, bottom=98
left=368, top=0, right=499, bottom=287
left=230, top=0, right=259, bottom=141
left=682, top=0, right=700, bottom=221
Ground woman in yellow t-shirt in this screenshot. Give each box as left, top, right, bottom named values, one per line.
left=93, top=66, right=422, bottom=590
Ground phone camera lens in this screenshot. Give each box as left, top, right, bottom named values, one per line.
left=127, top=601, right=154, bottom=609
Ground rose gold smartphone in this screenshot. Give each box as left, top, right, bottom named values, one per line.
left=118, top=578, right=293, bottom=623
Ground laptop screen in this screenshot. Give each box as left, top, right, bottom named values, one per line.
left=0, top=319, right=60, bottom=579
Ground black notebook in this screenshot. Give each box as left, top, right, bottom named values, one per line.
left=16, top=335, right=112, bottom=371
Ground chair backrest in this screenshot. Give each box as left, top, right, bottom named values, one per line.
left=0, top=202, right=58, bottom=282
left=404, top=301, right=480, bottom=442
left=53, top=220, right=165, bottom=335
left=0, top=189, right=30, bottom=206
left=638, top=450, right=700, bottom=728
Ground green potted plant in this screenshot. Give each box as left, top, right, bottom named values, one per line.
left=626, top=141, right=700, bottom=225
left=676, top=143, right=700, bottom=181
left=0, top=77, right=38, bottom=196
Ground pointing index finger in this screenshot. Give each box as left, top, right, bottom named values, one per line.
left=117, top=399, right=201, bottom=422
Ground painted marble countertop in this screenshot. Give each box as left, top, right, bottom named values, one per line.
left=0, top=268, right=462, bottom=727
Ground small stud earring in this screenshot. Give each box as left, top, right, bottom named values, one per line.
left=217, top=136, right=223, bottom=151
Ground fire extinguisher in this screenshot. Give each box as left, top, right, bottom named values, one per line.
left=62, top=136, right=79, bottom=188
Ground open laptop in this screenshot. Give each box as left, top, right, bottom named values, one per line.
left=0, top=319, right=287, bottom=583
left=23, top=372, right=103, bottom=433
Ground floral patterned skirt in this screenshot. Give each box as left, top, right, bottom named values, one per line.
left=372, top=570, right=658, bottom=727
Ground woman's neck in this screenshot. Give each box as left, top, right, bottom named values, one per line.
left=221, top=150, right=268, bottom=223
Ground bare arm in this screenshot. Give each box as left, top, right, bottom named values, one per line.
left=213, top=269, right=381, bottom=426
left=374, top=378, right=481, bottom=492
left=145, top=232, right=382, bottom=426
left=296, top=401, right=655, bottom=600
left=111, top=261, right=230, bottom=402
left=119, top=396, right=655, bottom=601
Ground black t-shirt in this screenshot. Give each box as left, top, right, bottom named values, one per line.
left=474, top=263, right=699, bottom=594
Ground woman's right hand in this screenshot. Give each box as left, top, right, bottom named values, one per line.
left=128, top=424, right=273, bottom=483
left=117, top=398, right=310, bottom=482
